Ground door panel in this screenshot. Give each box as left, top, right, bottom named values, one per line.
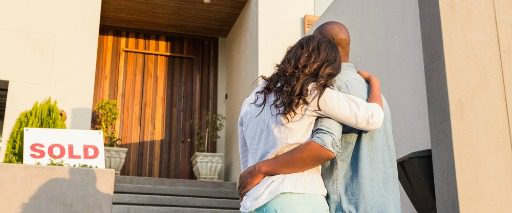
left=93, top=29, right=217, bottom=179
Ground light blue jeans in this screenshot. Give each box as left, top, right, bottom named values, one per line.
left=251, top=193, right=329, bottom=213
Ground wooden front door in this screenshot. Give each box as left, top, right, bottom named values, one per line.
left=93, top=29, right=218, bottom=179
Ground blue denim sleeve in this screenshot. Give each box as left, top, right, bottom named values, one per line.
left=311, top=80, right=350, bottom=155
left=311, top=117, right=343, bottom=155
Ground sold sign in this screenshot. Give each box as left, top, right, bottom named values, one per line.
left=23, top=128, right=105, bottom=168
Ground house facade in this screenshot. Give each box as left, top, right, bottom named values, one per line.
left=0, top=0, right=511, bottom=212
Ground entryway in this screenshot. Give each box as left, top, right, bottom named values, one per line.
left=93, top=29, right=218, bottom=179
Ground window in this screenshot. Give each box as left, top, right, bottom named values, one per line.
left=0, top=80, right=8, bottom=143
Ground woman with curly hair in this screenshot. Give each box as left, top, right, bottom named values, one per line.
left=238, top=34, right=384, bottom=213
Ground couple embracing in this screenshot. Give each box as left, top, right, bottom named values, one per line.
left=237, top=21, right=401, bottom=213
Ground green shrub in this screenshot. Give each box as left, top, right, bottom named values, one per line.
left=3, top=98, right=67, bottom=163
left=92, top=100, right=120, bottom=147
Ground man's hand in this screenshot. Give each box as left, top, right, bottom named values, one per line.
left=357, top=70, right=383, bottom=108
left=238, top=163, right=266, bottom=199
left=357, top=70, right=377, bottom=82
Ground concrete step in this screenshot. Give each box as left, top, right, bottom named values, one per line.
left=115, top=176, right=236, bottom=190
left=112, top=176, right=241, bottom=212
left=112, top=205, right=239, bottom=213
left=115, top=184, right=239, bottom=199
left=113, top=194, right=240, bottom=209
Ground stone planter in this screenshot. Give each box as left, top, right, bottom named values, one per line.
left=104, top=146, right=128, bottom=175
left=192, top=152, right=224, bottom=181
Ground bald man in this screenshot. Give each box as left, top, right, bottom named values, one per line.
left=238, top=21, right=401, bottom=212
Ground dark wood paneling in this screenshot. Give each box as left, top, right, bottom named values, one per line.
left=101, top=0, right=247, bottom=37
left=93, top=29, right=218, bottom=179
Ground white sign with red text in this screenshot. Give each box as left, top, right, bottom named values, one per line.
left=23, top=128, right=105, bottom=168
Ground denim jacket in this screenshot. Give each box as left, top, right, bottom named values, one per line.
left=311, top=63, right=401, bottom=213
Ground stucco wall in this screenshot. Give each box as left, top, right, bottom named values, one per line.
left=0, top=0, right=102, bottom=160
left=257, top=0, right=314, bottom=77
left=219, top=0, right=336, bottom=183
left=220, top=0, right=259, bottom=182
left=221, top=0, right=316, bottom=182
left=495, top=0, right=512, bottom=149
left=315, top=1, right=430, bottom=212
left=314, top=0, right=334, bottom=16
left=0, top=164, right=114, bottom=213
left=430, top=0, right=512, bottom=211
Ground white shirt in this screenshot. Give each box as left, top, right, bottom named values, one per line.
left=238, top=82, right=384, bottom=212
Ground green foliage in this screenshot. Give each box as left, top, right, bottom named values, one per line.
left=47, top=159, right=65, bottom=166
left=3, top=98, right=67, bottom=163
left=75, top=164, right=97, bottom=168
left=195, top=113, right=226, bottom=153
left=93, top=100, right=120, bottom=147
left=36, top=159, right=97, bottom=168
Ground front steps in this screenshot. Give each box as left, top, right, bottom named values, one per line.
left=112, top=176, right=240, bottom=213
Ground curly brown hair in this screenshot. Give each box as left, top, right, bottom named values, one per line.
left=254, top=34, right=341, bottom=121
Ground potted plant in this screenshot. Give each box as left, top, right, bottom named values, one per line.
left=192, top=113, right=226, bottom=181
left=93, top=100, right=127, bottom=175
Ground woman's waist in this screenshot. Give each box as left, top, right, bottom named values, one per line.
left=241, top=171, right=327, bottom=211
left=245, top=169, right=326, bottom=198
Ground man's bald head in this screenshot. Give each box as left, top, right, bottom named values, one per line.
left=313, top=21, right=350, bottom=62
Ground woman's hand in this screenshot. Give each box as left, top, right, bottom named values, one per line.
left=357, top=70, right=383, bottom=108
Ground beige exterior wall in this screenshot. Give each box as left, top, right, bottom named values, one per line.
left=0, top=0, right=102, bottom=160
left=495, top=0, right=512, bottom=149
left=0, top=164, right=114, bottom=213
left=257, top=0, right=314, bottom=77
left=216, top=41, right=227, bottom=160
left=220, top=0, right=260, bottom=182
left=220, top=0, right=315, bottom=181
left=314, top=0, right=334, bottom=16
left=435, top=0, right=512, bottom=211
